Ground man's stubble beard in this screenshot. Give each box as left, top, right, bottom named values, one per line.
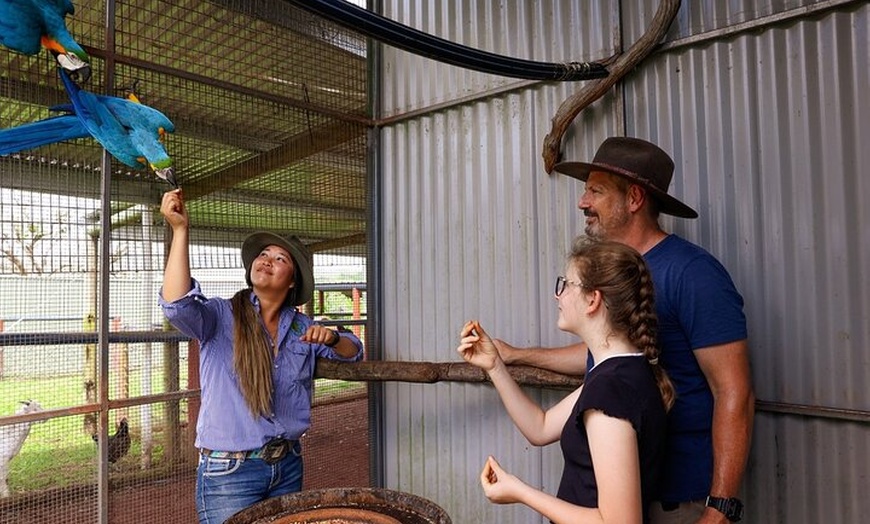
left=584, top=201, right=630, bottom=241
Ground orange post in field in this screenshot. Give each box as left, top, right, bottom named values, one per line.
left=352, top=287, right=361, bottom=339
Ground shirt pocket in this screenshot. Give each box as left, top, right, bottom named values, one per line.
left=275, top=343, right=314, bottom=391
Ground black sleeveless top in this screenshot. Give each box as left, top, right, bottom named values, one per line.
left=557, top=355, right=668, bottom=523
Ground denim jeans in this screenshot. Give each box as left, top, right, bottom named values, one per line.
left=196, top=441, right=303, bottom=524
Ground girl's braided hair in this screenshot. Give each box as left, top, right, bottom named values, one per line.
left=569, top=238, right=675, bottom=410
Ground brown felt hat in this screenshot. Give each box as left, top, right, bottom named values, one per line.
left=554, top=137, right=698, bottom=219
left=242, top=232, right=314, bottom=306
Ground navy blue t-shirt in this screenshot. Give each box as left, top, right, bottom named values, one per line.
left=585, top=235, right=747, bottom=503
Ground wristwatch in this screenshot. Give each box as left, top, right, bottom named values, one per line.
left=705, top=496, right=743, bottom=522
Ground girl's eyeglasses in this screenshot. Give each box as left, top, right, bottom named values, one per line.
left=555, top=276, right=584, bottom=296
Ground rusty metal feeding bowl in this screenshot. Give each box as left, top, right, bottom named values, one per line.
left=226, top=487, right=452, bottom=524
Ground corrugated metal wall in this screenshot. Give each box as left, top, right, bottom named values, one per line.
left=377, top=1, right=869, bottom=522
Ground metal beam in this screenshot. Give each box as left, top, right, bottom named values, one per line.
left=182, top=120, right=365, bottom=201
left=308, top=233, right=366, bottom=252
left=211, top=188, right=365, bottom=218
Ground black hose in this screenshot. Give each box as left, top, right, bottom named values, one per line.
left=286, top=0, right=609, bottom=81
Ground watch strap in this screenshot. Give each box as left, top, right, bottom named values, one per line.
left=705, top=496, right=743, bottom=522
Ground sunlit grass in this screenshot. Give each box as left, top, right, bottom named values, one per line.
left=0, top=375, right=364, bottom=495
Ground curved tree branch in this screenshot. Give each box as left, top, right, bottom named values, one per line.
left=542, top=0, right=682, bottom=173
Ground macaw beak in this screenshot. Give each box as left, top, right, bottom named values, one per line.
left=154, top=166, right=177, bottom=188
left=56, top=54, right=91, bottom=84
left=41, top=36, right=91, bottom=84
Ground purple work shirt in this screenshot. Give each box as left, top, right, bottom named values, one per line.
left=159, top=279, right=363, bottom=452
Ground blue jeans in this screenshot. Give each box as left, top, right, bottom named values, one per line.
left=196, top=441, right=303, bottom=524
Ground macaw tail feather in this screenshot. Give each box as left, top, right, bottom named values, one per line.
left=0, top=116, right=89, bottom=155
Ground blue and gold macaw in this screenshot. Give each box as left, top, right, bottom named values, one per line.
left=0, top=0, right=91, bottom=83
left=0, top=69, right=177, bottom=186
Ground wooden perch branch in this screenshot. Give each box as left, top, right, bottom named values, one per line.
left=315, top=359, right=582, bottom=390
left=542, top=0, right=682, bottom=173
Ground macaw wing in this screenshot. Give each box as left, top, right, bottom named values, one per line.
left=85, top=99, right=150, bottom=168
left=49, top=103, right=75, bottom=114
left=54, top=0, right=76, bottom=17
left=58, top=70, right=143, bottom=168
left=100, top=96, right=175, bottom=134
left=0, top=1, right=45, bottom=55
left=59, top=70, right=111, bottom=132
left=100, top=96, right=175, bottom=169
left=38, top=0, right=88, bottom=59
left=0, top=115, right=89, bottom=155
left=96, top=132, right=145, bottom=169
left=128, top=127, right=172, bottom=169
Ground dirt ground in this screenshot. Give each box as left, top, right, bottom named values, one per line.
left=0, top=395, right=370, bottom=524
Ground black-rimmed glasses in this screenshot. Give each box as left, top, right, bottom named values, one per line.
left=555, top=276, right=584, bottom=297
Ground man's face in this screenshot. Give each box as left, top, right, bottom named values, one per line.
left=578, top=171, right=631, bottom=241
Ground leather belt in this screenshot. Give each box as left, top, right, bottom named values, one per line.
left=200, top=438, right=298, bottom=464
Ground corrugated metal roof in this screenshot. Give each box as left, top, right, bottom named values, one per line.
left=0, top=0, right=368, bottom=250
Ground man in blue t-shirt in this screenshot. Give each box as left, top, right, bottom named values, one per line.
left=496, top=137, right=754, bottom=524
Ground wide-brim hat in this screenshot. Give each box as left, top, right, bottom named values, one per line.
left=553, top=137, right=698, bottom=219
left=242, top=232, right=314, bottom=306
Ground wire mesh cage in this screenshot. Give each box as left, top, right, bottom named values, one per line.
left=0, top=1, right=370, bottom=522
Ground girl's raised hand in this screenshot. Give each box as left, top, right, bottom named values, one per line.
left=457, top=320, right=500, bottom=371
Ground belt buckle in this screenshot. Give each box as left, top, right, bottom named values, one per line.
left=260, top=438, right=289, bottom=465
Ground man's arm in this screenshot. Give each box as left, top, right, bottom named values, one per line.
left=492, top=340, right=588, bottom=376
left=694, top=339, right=755, bottom=524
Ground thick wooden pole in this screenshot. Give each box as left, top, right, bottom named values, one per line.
left=315, top=359, right=582, bottom=390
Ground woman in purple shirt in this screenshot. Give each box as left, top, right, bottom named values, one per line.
left=458, top=240, right=674, bottom=524
left=159, top=189, right=363, bottom=524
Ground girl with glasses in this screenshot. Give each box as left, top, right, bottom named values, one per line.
left=457, top=239, right=674, bottom=524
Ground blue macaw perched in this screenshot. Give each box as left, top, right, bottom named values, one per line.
left=0, top=0, right=91, bottom=83
left=0, top=69, right=177, bottom=186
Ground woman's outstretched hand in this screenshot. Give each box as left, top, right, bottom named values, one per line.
left=161, top=188, right=188, bottom=231
left=457, top=320, right=501, bottom=372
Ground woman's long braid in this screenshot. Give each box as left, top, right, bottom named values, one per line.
left=231, top=288, right=274, bottom=418
left=570, top=239, right=676, bottom=410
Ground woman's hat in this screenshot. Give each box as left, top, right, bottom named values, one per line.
left=553, top=137, right=698, bottom=219
left=242, top=232, right=314, bottom=306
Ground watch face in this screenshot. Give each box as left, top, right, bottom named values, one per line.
left=725, top=499, right=743, bottom=519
